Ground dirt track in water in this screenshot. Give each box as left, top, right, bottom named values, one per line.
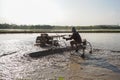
left=0, top=48, right=120, bottom=80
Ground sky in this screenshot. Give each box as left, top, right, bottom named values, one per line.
left=0, top=0, right=120, bottom=26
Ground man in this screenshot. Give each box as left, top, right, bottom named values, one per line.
left=64, top=27, right=82, bottom=48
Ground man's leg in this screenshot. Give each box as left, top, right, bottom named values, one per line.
left=70, top=41, right=74, bottom=48
left=70, top=41, right=78, bottom=48
left=70, top=41, right=80, bottom=52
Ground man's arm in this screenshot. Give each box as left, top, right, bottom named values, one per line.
left=63, top=34, right=73, bottom=40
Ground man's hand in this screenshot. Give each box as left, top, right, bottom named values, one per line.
left=65, top=38, right=69, bottom=41
left=63, top=36, right=69, bottom=41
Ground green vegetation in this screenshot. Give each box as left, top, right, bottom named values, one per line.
left=0, top=23, right=120, bottom=33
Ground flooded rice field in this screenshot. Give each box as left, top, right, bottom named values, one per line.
left=0, top=33, right=120, bottom=80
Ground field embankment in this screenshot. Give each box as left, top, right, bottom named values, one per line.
left=1, top=29, right=120, bottom=33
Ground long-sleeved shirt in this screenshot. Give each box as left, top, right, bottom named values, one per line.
left=70, top=32, right=82, bottom=43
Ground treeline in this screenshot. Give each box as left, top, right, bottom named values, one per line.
left=0, top=23, right=120, bottom=29
left=0, top=24, right=54, bottom=29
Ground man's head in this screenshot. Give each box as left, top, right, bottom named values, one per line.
left=72, top=27, right=76, bottom=33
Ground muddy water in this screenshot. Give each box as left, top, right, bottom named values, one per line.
left=0, top=33, right=120, bottom=80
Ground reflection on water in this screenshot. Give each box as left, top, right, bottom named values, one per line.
left=81, top=33, right=120, bottom=51
left=0, top=39, right=39, bottom=57
left=0, top=33, right=120, bottom=80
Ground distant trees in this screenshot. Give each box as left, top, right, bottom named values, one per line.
left=0, top=24, right=54, bottom=29
left=93, top=25, right=120, bottom=29
left=0, top=23, right=120, bottom=29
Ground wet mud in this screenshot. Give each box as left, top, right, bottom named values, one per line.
left=0, top=48, right=120, bottom=80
